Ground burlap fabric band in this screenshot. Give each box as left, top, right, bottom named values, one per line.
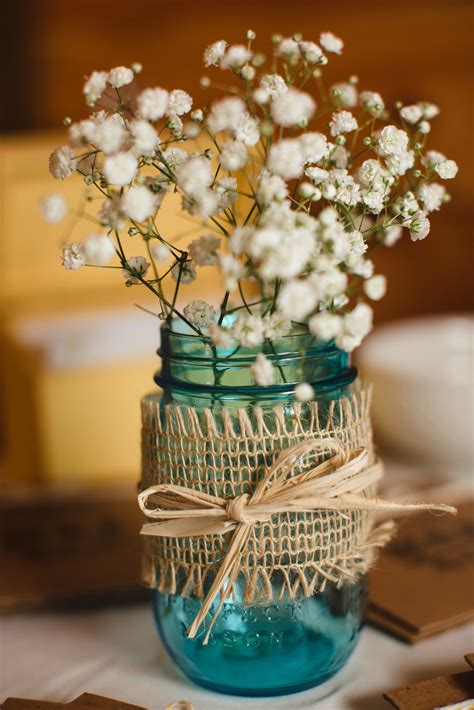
left=139, top=386, right=455, bottom=642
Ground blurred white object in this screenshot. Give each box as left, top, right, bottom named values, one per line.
left=357, top=314, right=474, bottom=476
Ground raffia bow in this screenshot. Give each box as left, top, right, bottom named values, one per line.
left=138, top=437, right=456, bottom=643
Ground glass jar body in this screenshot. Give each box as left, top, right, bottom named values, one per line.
left=146, top=321, right=367, bottom=697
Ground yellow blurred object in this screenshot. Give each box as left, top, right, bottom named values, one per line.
left=0, top=132, right=221, bottom=486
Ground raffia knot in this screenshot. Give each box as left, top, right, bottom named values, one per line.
left=226, top=493, right=253, bottom=525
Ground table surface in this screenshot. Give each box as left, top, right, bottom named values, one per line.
left=1, top=603, right=473, bottom=710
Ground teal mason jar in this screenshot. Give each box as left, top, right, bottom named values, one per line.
left=142, top=319, right=368, bottom=697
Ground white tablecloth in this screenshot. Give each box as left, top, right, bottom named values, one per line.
left=1, top=603, right=473, bottom=709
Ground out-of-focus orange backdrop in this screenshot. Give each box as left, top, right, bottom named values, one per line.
left=0, top=0, right=472, bottom=488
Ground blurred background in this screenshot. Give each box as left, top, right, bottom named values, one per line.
left=0, top=0, right=472, bottom=608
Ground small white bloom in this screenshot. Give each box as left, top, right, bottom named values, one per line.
left=378, top=125, right=409, bottom=156
left=219, top=140, right=248, bottom=171
left=93, top=114, right=127, bottom=154
left=137, top=87, right=169, bottom=120
left=383, top=225, right=403, bottom=247
left=107, top=66, right=134, bottom=88
left=294, top=382, right=315, bottom=402
left=207, top=96, right=247, bottom=133
left=232, top=313, right=266, bottom=347
left=424, top=150, right=446, bottom=168
left=336, top=303, right=373, bottom=352
left=329, top=110, right=358, bottom=137
left=171, top=260, right=197, bottom=284
left=160, top=147, right=189, bottom=171
left=175, top=156, right=213, bottom=196
left=122, top=255, right=150, bottom=284
left=40, top=194, right=68, bottom=223
left=271, top=87, right=316, bottom=127
left=409, top=211, right=430, bottom=241
left=130, top=119, right=160, bottom=157
left=218, top=253, right=245, bottom=291
left=83, top=234, right=116, bottom=265
left=419, top=101, right=439, bottom=119
left=331, top=82, right=358, bottom=108
left=299, top=41, right=324, bottom=63
left=359, top=90, right=385, bottom=116
left=183, top=300, right=216, bottom=328
left=83, top=71, right=108, bottom=104
left=103, top=152, right=138, bottom=186
left=251, top=353, right=275, bottom=387
left=49, top=146, right=77, bottom=180
left=150, top=241, right=171, bottom=262
left=167, top=89, right=193, bottom=116
left=188, top=234, right=221, bottom=266
left=209, top=322, right=234, bottom=349
left=257, top=174, right=288, bottom=205
left=435, top=159, right=458, bottom=180
left=385, top=149, right=415, bottom=176
left=182, top=189, right=219, bottom=218
left=418, top=120, right=431, bottom=135
left=299, top=182, right=317, bottom=199
left=267, top=139, right=305, bottom=180
left=121, top=185, right=157, bottom=222
left=235, top=113, right=260, bottom=146
left=400, top=104, right=423, bottom=124
left=253, top=87, right=270, bottom=104
left=320, top=31, right=343, bottom=54
left=220, top=44, right=252, bottom=69
left=62, top=243, right=86, bottom=270
left=417, top=182, right=446, bottom=213
left=215, top=176, right=237, bottom=211
left=277, top=37, right=300, bottom=59
left=263, top=312, right=291, bottom=339
left=277, top=280, right=318, bottom=321
left=260, top=74, right=288, bottom=99
left=299, top=132, right=327, bottom=163
left=306, top=166, right=330, bottom=184
left=309, top=311, right=342, bottom=341
left=204, top=40, right=228, bottom=67
left=364, top=274, right=387, bottom=301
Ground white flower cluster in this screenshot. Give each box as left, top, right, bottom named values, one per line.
left=45, top=31, right=458, bottom=385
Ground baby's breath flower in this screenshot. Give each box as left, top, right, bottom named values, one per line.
left=260, top=74, right=288, bottom=99
left=309, top=311, right=342, bottom=341
left=220, top=44, right=252, bottom=70
left=103, top=152, right=138, bottom=186
left=167, top=89, right=193, bottom=116
left=378, top=125, right=409, bottom=156
left=320, top=31, right=343, bottom=54
left=400, top=104, right=423, bottom=124
left=329, top=110, right=358, bottom=137
left=435, top=159, right=458, bottom=180
left=299, top=132, right=327, bottom=163
left=83, top=70, right=108, bottom=105
left=188, top=234, right=221, bottom=266
left=107, top=66, right=134, bottom=88
left=183, top=300, right=216, bottom=328
left=83, top=234, right=116, bottom=265
left=270, top=87, right=316, bottom=127
left=232, top=313, right=265, bottom=347
left=122, top=255, right=150, bottom=284
left=49, top=146, right=77, bottom=180
left=262, top=312, right=291, bottom=339
left=209, top=322, right=234, bottom=349
left=176, top=156, right=213, bottom=197
left=121, top=185, right=157, bottom=222
left=299, top=41, right=324, bottom=64
left=203, top=40, right=227, bottom=67
left=219, top=140, right=248, bottom=171
left=409, top=211, right=430, bottom=241
left=382, top=224, right=403, bottom=247
left=235, top=114, right=260, bottom=146
left=359, top=90, right=385, bottom=116
left=218, top=253, right=245, bottom=291
left=364, top=274, right=387, bottom=300
left=336, top=302, right=373, bottom=352
left=257, top=174, right=288, bottom=206
left=418, top=120, right=431, bottom=134
left=137, top=87, right=169, bottom=120
left=267, top=139, right=305, bottom=179
left=93, top=114, right=127, bottom=154
left=241, top=65, right=256, bottom=81
left=130, top=119, right=160, bottom=157
left=277, top=37, right=300, bottom=59
left=417, top=182, right=446, bottom=213
left=207, top=96, right=246, bottom=133
left=62, top=243, right=86, bottom=270
left=251, top=353, right=275, bottom=387
left=150, top=241, right=171, bottom=262
left=277, top=279, right=318, bottom=321
left=171, top=260, right=197, bottom=284
left=419, top=101, right=439, bottom=119
left=40, top=193, right=68, bottom=223
left=294, top=382, right=315, bottom=401
left=331, top=82, right=358, bottom=108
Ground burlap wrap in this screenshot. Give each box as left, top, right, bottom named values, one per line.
left=140, top=386, right=393, bottom=603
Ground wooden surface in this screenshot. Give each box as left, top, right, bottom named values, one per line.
left=2, top=0, right=472, bottom=322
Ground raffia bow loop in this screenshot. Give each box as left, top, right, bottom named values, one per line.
left=138, top=436, right=456, bottom=644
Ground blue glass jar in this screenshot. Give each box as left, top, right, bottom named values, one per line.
left=145, top=320, right=367, bottom=697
